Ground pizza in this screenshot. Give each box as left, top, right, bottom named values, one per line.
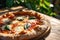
left=0, top=11, right=50, bottom=40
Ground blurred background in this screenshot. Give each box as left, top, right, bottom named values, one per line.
left=0, top=0, right=60, bottom=19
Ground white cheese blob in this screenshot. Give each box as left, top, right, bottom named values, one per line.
left=28, top=20, right=36, bottom=23
left=8, top=25, right=12, bottom=30
left=2, top=18, right=10, bottom=23
left=12, top=20, right=19, bottom=24
left=16, top=17, right=23, bottom=20
left=16, top=16, right=25, bottom=20
left=27, top=23, right=31, bottom=26
left=1, top=26, right=5, bottom=30
left=14, top=26, right=24, bottom=34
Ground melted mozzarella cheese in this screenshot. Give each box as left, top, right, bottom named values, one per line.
left=28, top=20, right=36, bottom=23
left=14, top=26, right=24, bottom=34
left=16, top=16, right=25, bottom=20
left=2, top=18, right=10, bottom=23
left=8, top=25, right=12, bottom=30
left=1, top=26, right=5, bottom=30
left=12, top=20, right=19, bottom=24
left=16, top=17, right=23, bottom=20
left=27, top=23, right=31, bottom=26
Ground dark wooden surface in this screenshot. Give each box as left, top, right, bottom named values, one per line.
left=0, top=6, right=60, bottom=40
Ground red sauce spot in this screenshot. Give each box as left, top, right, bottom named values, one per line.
left=6, top=13, right=15, bottom=19
left=0, top=16, right=3, bottom=20
left=28, top=22, right=36, bottom=30
left=2, top=15, right=7, bottom=18
left=20, top=31, right=27, bottom=34
left=12, top=23, right=18, bottom=29
left=28, top=19, right=42, bottom=30
left=0, top=21, right=4, bottom=25
left=11, top=30, right=15, bottom=34
left=2, top=30, right=9, bottom=34
left=36, top=20, right=43, bottom=25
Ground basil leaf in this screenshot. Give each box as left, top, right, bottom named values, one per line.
left=17, top=19, right=24, bottom=21
left=16, top=17, right=24, bottom=21
left=4, top=25, right=10, bottom=30
left=24, top=23, right=30, bottom=29
left=29, top=17, right=36, bottom=20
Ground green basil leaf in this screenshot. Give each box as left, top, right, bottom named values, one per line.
left=29, top=17, right=36, bottom=20
left=16, top=17, right=24, bottom=21
left=4, top=25, right=10, bottom=30
left=24, top=23, right=30, bottom=29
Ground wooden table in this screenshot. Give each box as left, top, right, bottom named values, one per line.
left=45, top=16, right=60, bottom=40
left=0, top=6, right=60, bottom=40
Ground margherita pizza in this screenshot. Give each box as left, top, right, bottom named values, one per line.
left=0, top=11, right=50, bottom=40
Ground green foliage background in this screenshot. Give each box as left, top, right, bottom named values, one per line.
left=0, top=0, right=57, bottom=17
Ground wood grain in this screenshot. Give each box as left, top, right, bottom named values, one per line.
left=45, top=16, right=60, bottom=40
